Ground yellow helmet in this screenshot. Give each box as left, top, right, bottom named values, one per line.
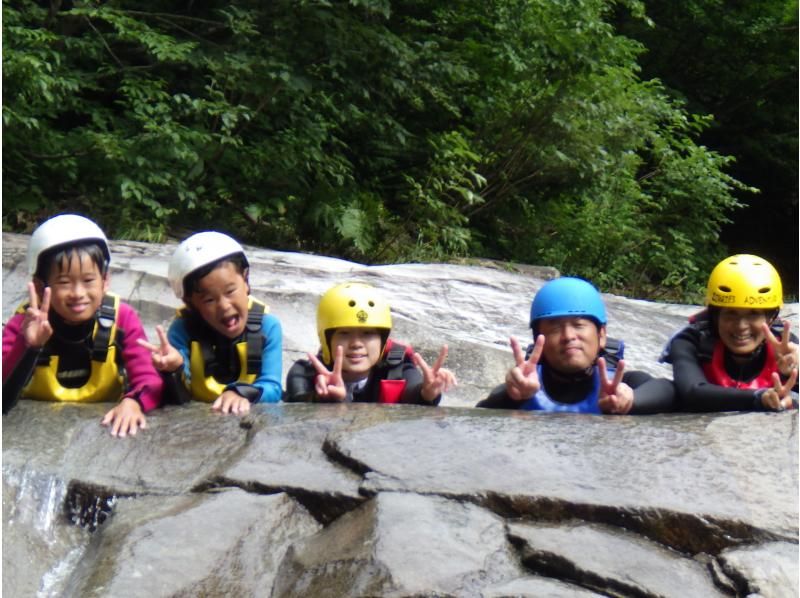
left=705, top=254, right=782, bottom=309
left=316, top=282, right=392, bottom=363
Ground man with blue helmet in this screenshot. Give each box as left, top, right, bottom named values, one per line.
left=476, top=277, right=674, bottom=414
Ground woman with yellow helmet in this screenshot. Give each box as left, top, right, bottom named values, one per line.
left=284, top=282, right=456, bottom=404
left=662, top=254, right=798, bottom=411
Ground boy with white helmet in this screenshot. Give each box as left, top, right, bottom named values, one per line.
left=285, top=282, right=455, bottom=404
left=2, top=214, right=163, bottom=436
left=661, top=254, right=798, bottom=411
left=138, top=231, right=282, bottom=413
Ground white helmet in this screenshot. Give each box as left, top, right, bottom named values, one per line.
left=168, top=231, right=248, bottom=298
left=28, top=214, right=111, bottom=277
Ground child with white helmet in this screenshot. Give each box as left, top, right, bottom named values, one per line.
left=661, top=254, right=798, bottom=411
left=2, top=214, right=163, bottom=436
left=138, top=231, right=282, bottom=413
left=285, top=282, right=456, bottom=404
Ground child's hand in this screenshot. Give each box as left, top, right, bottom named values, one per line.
left=22, top=282, right=53, bottom=349
left=760, top=370, right=798, bottom=411
left=101, top=397, right=147, bottom=437
left=597, top=357, right=633, bottom=414
left=308, top=346, right=347, bottom=402
left=212, top=389, right=251, bottom=415
left=137, top=325, right=184, bottom=372
left=506, top=335, right=544, bottom=401
left=763, top=320, right=799, bottom=377
left=413, top=345, right=457, bottom=402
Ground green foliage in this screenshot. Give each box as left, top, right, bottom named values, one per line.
left=2, top=0, right=765, bottom=301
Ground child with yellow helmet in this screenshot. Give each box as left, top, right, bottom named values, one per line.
left=284, top=282, right=456, bottom=404
left=2, top=214, right=163, bottom=437
left=661, top=254, right=798, bottom=411
left=137, top=231, right=283, bottom=413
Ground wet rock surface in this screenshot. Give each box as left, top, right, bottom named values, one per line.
left=3, top=233, right=799, bottom=596
left=3, top=401, right=797, bottom=597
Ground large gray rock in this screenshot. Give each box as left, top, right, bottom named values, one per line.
left=3, top=402, right=797, bottom=597
left=3, top=233, right=799, bottom=596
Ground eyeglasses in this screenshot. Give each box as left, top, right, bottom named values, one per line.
left=718, top=310, right=769, bottom=325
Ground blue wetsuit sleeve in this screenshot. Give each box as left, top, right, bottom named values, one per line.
left=166, top=318, right=193, bottom=380
left=239, top=313, right=282, bottom=404
left=160, top=317, right=193, bottom=404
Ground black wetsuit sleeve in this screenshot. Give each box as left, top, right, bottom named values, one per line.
left=397, top=360, right=440, bottom=405
left=2, top=347, right=40, bottom=414
left=668, top=333, right=762, bottom=412
left=475, top=384, right=520, bottom=409
left=284, top=359, right=321, bottom=402
left=623, top=370, right=675, bottom=414
left=160, top=369, right=193, bottom=405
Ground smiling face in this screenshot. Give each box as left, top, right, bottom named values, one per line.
left=329, top=328, right=383, bottom=382
left=716, top=308, right=770, bottom=355
left=45, top=252, right=110, bottom=325
left=188, top=262, right=250, bottom=339
left=537, top=316, right=605, bottom=373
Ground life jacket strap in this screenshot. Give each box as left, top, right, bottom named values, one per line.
left=91, top=295, right=117, bottom=363
left=602, top=337, right=625, bottom=368
left=245, top=301, right=264, bottom=375
left=384, top=342, right=407, bottom=381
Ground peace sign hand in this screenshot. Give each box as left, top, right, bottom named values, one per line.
left=308, top=346, right=347, bottom=402
left=597, top=357, right=633, bottom=414
left=136, top=325, right=184, bottom=372
left=22, top=282, right=53, bottom=349
left=505, top=335, right=544, bottom=401
left=413, top=345, right=458, bottom=402
left=763, top=320, right=799, bottom=377
left=759, top=370, right=798, bottom=412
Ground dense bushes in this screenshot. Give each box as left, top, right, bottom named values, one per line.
left=4, top=0, right=777, bottom=301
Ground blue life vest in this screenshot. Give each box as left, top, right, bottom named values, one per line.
left=519, top=338, right=623, bottom=414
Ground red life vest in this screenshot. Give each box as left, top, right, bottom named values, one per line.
left=378, top=339, right=415, bottom=404
left=701, top=340, right=779, bottom=390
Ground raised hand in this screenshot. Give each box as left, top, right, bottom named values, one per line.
left=505, top=335, right=544, bottom=401
left=413, top=345, right=457, bottom=402
left=137, top=325, right=184, bottom=372
left=597, top=357, right=633, bottom=414
left=759, top=369, right=798, bottom=412
left=308, top=345, right=347, bottom=402
left=763, top=320, right=799, bottom=377
left=22, top=282, right=53, bottom=349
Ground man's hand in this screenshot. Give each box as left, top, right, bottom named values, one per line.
left=505, top=335, right=544, bottom=401
left=597, top=357, right=633, bottom=415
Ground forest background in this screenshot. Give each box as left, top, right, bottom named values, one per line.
left=3, top=0, right=798, bottom=302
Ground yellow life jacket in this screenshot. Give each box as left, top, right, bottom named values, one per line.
left=183, top=298, right=266, bottom=402
left=18, top=293, right=124, bottom=403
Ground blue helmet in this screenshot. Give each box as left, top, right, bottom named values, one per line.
left=529, top=277, right=607, bottom=329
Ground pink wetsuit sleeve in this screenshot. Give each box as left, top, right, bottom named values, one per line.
left=2, top=314, right=29, bottom=383
left=117, top=303, right=163, bottom=412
